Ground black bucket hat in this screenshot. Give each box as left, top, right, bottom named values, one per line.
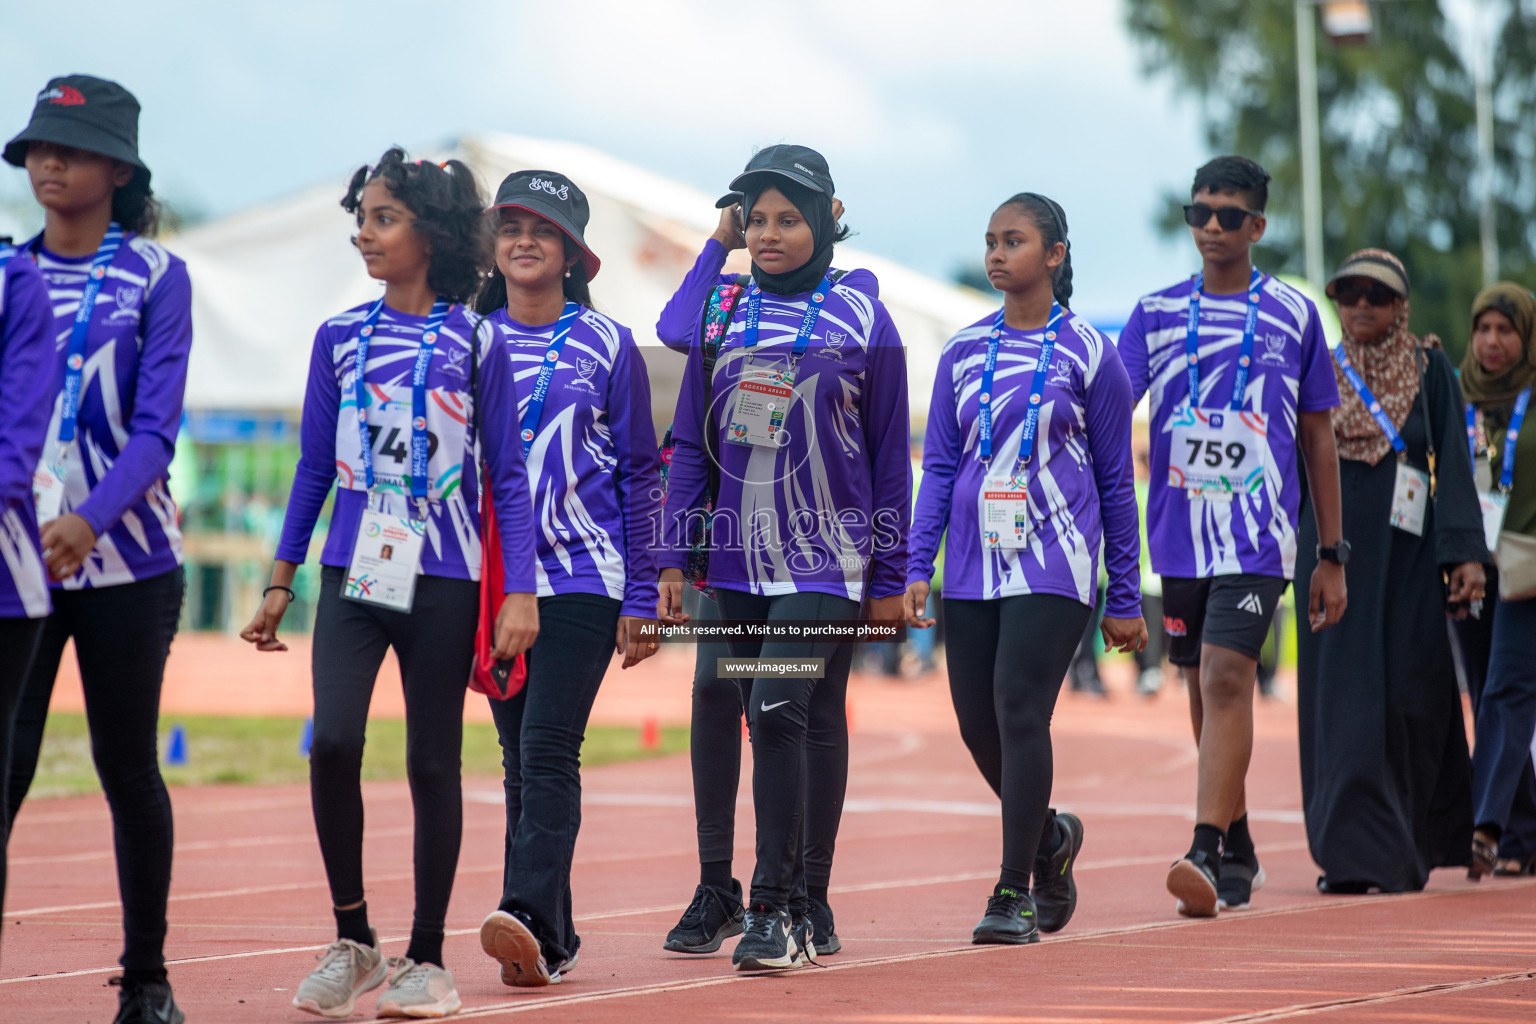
left=489, top=170, right=600, bottom=280
left=715, top=144, right=834, bottom=209
left=4, top=75, right=150, bottom=188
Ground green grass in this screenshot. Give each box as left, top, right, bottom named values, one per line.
left=27, top=714, right=689, bottom=800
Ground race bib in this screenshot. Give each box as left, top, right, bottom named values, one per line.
left=343, top=508, right=426, bottom=612
left=32, top=457, right=67, bottom=526
left=981, top=476, right=1030, bottom=550
left=1479, top=491, right=1508, bottom=554
left=1168, top=407, right=1267, bottom=497
left=726, top=361, right=796, bottom=449
left=1389, top=461, right=1429, bottom=536
left=336, top=381, right=466, bottom=496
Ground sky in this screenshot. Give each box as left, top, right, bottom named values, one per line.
left=0, top=0, right=1212, bottom=323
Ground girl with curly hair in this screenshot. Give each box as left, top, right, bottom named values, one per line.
left=240, top=147, right=540, bottom=1018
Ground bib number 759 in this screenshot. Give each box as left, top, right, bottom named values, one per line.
left=1185, top=438, right=1247, bottom=470
left=1167, top=408, right=1267, bottom=493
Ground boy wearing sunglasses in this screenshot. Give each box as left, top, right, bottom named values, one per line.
left=1117, top=156, right=1346, bottom=918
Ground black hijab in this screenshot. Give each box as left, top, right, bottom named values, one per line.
left=741, top=178, right=838, bottom=295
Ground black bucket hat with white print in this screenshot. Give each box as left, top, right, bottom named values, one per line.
left=489, top=170, right=601, bottom=280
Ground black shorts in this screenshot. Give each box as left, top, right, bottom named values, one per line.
left=1160, top=574, right=1288, bottom=667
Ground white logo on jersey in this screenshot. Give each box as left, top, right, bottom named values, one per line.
left=442, top=347, right=469, bottom=378
left=1260, top=333, right=1287, bottom=365
left=1048, top=357, right=1073, bottom=385
left=566, top=356, right=599, bottom=391
left=109, top=285, right=142, bottom=321
left=1237, top=592, right=1264, bottom=615
left=826, top=331, right=846, bottom=349
left=529, top=177, right=570, bottom=201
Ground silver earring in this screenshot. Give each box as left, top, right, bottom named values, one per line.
left=564, top=269, right=571, bottom=278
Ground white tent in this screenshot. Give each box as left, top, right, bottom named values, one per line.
left=172, top=132, right=994, bottom=429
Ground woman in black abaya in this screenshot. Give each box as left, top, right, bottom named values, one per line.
left=1297, top=250, right=1489, bottom=894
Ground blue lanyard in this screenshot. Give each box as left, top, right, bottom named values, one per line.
left=50, top=223, right=124, bottom=452
left=1467, top=403, right=1478, bottom=462
left=354, top=296, right=450, bottom=507
left=1331, top=345, right=1406, bottom=456
left=1500, top=387, right=1531, bottom=494
left=742, top=275, right=836, bottom=359
left=1185, top=269, right=1263, bottom=412
left=519, top=302, right=582, bottom=459
left=979, top=302, right=1064, bottom=466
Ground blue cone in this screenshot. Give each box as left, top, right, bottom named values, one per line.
left=166, top=723, right=188, bottom=766
left=299, top=718, right=313, bottom=757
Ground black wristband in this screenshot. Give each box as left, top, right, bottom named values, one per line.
left=263, top=585, right=296, bottom=602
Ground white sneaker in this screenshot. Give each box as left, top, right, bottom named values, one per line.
left=293, top=932, right=389, bottom=1018
left=376, top=957, right=462, bottom=1018
left=480, top=910, right=559, bottom=987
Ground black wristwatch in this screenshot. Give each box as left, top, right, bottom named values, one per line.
left=1316, top=540, right=1351, bottom=565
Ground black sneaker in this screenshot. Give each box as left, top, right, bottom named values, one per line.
left=1217, top=853, right=1265, bottom=910
left=972, top=885, right=1040, bottom=945
left=806, top=896, right=841, bottom=955
left=110, top=978, right=185, bottom=1024
left=1166, top=850, right=1220, bottom=918
left=663, top=879, right=745, bottom=953
left=1033, top=811, right=1084, bottom=933
left=732, top=903, right=799, bottom=971
left=790, top=912, right=816, bottom=965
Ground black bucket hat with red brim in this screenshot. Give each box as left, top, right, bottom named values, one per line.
left=489, top=170, right=600, bottom=280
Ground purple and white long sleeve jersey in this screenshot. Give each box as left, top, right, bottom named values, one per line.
left=908, top=310, right=1141, bottom=616
left=0, top=249, right=55, bottom=618
left=1118, top=273, right=1340, bottom=580
left=488, top=306, right=662, bottom=618
left=25, top=233, right=191, bottom=590
left=276, top=302, right=537, bottom=593
left=660, top=247, right=911, bottom=602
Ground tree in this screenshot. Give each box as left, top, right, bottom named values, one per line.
left=1124, top=0, right=1536, bottom=360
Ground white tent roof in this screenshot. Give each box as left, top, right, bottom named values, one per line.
left=173, top=132, right=993, bottom=427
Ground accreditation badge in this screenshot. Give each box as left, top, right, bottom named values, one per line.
left=32, top=457, right=67, bottom=526
left=726, top=360, right=796, bottom=449
left=1389, top=461, right=1430, bottom=536
left=1479, top=490, right=1509, bottom=554
left=343, top=506, right=426, bottom=612
left=981, top=475, right=1030, bottom=550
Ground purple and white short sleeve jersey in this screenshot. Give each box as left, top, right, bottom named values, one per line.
left=276, top=302, right=537, bottom=594
left=488, top=306, right=662, bottom=618
left=25, top=233, right=192, bottom=590
left=659, top=248, right=911, bottom=602
left=1118, top=272, right=1340, bottom=580
left=0, top=249, right=55, bottom=618
left=908, top=310, right=1141, bottom=616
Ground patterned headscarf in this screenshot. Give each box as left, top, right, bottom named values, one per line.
left=1329, top=250, right=1433, bottom=466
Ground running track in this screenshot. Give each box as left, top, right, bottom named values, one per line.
left=4, top=642, right=1534, bottom=1022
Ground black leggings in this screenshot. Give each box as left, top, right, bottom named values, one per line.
left=943, top=594, right=1092, bottom=890
left=493, top=593, right=620, bottom=964
left=714, top=588, right=857, bottom=911
left=0, top=615, right=44, bottom=943
left=688, top=592, right=850, bottom=890
left=8, top=567, right=184, bottom=977
left=309, top=566, right=475, bottom=954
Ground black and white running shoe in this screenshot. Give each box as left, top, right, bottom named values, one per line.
left=732, top=904, right=800, bottom=971
left=664, top=879, right=745, bottom=954
left=1217, top=854, right=1265, bottom=910
left=1166, top=850, right=1221, bottom=918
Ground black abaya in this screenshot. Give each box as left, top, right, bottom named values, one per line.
left=1297, top=346, right=1488, bottom=892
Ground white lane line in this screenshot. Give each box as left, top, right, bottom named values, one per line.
left=1202, top=968, right=1536, bottom=1022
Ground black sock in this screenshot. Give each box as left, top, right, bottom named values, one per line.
left=807, top=885, right=829, bottom=907
left=1038, top=810, right=1062, bottom=858
left=700, top=859, right=733, bottom=891
left=405, top=928, right=444, bottom=968
left=1189, top=823, right=1224, bottom=862
left=121, top=967, right=168, bottom=989
left=997, top=867, right=1031, bottom=894
left=1225, top=814, right=1255, bottom=860
left=334, top=902, right=373, bottom=947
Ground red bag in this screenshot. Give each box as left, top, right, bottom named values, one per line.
left=470, top=482, right=527, bottom=700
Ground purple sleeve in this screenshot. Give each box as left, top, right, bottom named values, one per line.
left=0, top=259, right=55, bottom=504
left=609, top=329, right=663, bottom=616
left=660, top=334, right=710, bottom=569
left=74, top=262, right=191, bottom=538
left=1296, top=299, right=1341, bottom=412
left=475, top=324, right=538, bottom=594
left=861, top=307, right=911, bottom=599
left=656, top=239, right=729, bottom=354
left=907, top=344, right=958, bottom=587
left=1117, top=301, right=1151, bottom=407
left=1084, top=339, right=1142, bottom=619
left=275, top=323, right=341, bottom=563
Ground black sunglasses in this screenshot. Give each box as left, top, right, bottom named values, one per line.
left=1332, top=279, right=1398, bottom=308
left=1183, top=203, right=1262, bottom=232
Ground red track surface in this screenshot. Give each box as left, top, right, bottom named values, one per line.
left=5, top=643, right=1535, bottom=1022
